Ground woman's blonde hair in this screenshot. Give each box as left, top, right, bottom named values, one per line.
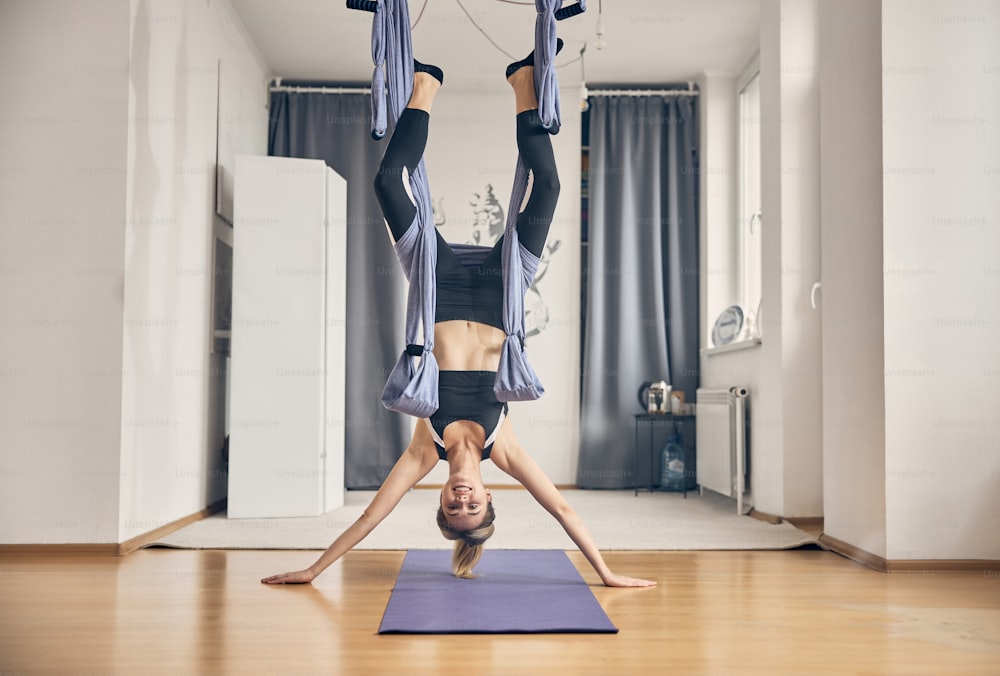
left=436, top=503, right=496, bottom=579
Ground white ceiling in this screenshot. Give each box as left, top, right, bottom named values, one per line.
left=230, top=0, right=761, bottom=92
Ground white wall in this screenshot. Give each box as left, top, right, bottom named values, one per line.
left=0, top=0, right=129, bottom=543
left=700, top=0, right=824, bottom=518
left=417, top=90, right=582, bottom=486
left=748, top=0, right=787, bottom=516
left=697, top=68, right=772, bottom=511
left=818, top=0, right=887, bottom=557
left=0, top=0, right=268, bottom=544
left=881, top=0, right=1000, bottom=559
left=699, top=0, right=787, bottom=516
left=819, top=0, right=1000, bottom=561
left=119, top=0, right=269, bottom=541
left=697, top=72, right=738, bottom=347
left=775, top=0, right=823, bottom=518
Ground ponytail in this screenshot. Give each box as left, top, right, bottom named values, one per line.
left=436, top=503, right=496, bottom=579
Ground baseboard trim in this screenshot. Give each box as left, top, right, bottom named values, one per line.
left=0, top=543, right=119, bottom=556
left=117, top=498, right=228, bottom=555
left=748, top=508, right=783, bottom=525
left=786, top=517, right=824, bottom=530
left=744, top=510, right=826, bottom=532
left=884, top=559, right=1000, bottom=573
left=818, top=533, right=888, bottom=572
left=818, top=533, right=1000, bottom=573
left=0, top=499, right=229, bottom=557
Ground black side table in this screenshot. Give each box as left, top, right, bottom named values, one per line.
left=632, top=414, right=697, bottom=496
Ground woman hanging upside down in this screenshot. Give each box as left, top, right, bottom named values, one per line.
left=262, top=50, right=655, bottom=588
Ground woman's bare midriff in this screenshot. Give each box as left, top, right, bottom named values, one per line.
left=433, top=320, right=505, bottom=371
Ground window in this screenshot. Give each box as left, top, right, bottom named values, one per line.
left=738, top=69, right=762, bottom=338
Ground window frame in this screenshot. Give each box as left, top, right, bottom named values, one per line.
left=736, top=56, right=762, bottom=340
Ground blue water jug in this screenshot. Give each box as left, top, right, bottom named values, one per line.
left=659, top=433, right=688, bottom=491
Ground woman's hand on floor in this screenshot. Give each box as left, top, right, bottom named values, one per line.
left=601, top=572, right=657, bottom=588
left=261, top=569, right=316, bottom=585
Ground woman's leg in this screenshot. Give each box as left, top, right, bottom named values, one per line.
left=373, top=68, right=442, bottom=242
left=506, top=65, right=560, bottom=258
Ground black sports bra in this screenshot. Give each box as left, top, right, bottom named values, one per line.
left=428, top=371, right=508, bottom=460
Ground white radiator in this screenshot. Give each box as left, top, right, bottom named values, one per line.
left=696, top=387, right=750, bottom=514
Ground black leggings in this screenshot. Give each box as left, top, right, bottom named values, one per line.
left=373, top=108, right=560, bottom=258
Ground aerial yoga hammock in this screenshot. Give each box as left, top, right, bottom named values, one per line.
left=347, top=0, right=587, bottom=419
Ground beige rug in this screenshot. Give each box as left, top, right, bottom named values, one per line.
left=150, top=489, right=818, bottom=551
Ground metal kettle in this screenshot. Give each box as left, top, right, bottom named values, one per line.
left=637, top=380, right=671, bottom=415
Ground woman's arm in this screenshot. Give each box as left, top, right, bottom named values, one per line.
left=261, top=422, right=438, bottom=584
left=490, top=421, right=656, bottom=588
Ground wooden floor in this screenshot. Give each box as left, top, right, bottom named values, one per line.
left=1, top=548, right=998, bottom=674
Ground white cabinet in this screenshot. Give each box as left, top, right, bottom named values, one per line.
left=228, top=155, right=346, bottom=517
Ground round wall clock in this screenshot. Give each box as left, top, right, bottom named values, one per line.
left=711, top=305, right=744, bottom=346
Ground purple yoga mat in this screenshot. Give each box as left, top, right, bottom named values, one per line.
left=378, top=549, right=618, bottom=634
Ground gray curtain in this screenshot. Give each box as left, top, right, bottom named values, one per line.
left=578, top=95, right=700, bottom=488
left=269, top=91, right=410, bottom=488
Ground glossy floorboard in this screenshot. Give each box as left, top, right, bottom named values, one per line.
left=1, top=548, right=998, bottom=674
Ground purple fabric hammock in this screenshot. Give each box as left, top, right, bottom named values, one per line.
left=353, top=0, right=585, bottom=417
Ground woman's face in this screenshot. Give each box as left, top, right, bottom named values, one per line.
left=440, top=476, right=492, bottom=531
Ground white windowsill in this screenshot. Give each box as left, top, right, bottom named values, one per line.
left=702, top=337, right=762, bottom=357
